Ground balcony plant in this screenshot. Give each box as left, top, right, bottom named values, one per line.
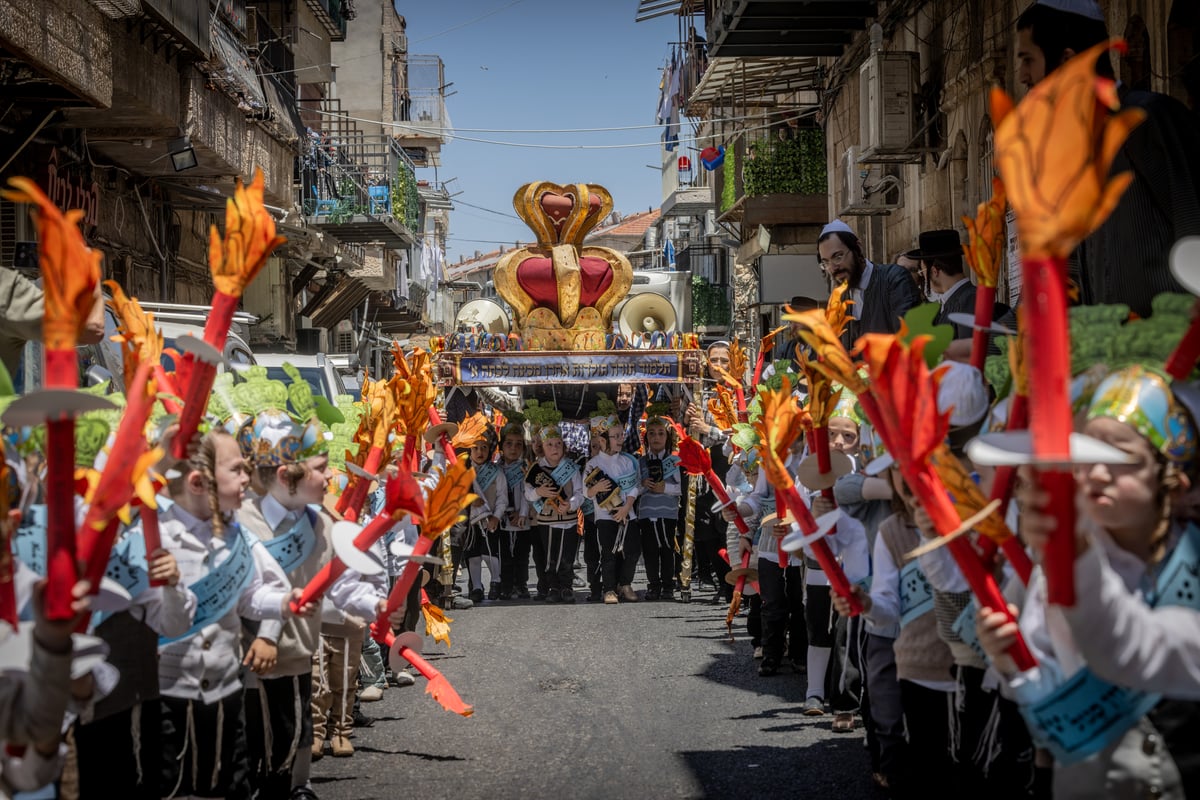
left=742, top=128, right=827, bottom=197
left=692, top=274, right=731, bottom=328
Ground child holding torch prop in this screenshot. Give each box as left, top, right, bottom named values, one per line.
left=1, top=178, right=104, bottom=620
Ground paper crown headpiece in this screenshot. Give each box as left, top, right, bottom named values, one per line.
left=829, top=393, right=864, bottom=427
left=1086, top=365, right=1197, bottom=466
left=241, top=410, right=328, bottom=468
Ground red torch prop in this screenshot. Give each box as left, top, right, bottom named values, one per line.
left=171, top=171, right=285, bottom=460
left=0, top=451, right=17, bottom=629
left=338, top=375, right=404, bottom=522
left=78, top=361, right=161, bottom=590
left=1164, top=239, right=1200, bottom=381
left=857, top=333, right=1035, bottom=670
left=1, top=178, right=104, bottom=619
left=292, top=469, right=425, bottom=613
left=751, top=378, right=862, bottom=615
left=672, top=426, right=753, bottom=633
left=961, top=178, right=1008, bottom=373
left=380, top=630, right=473, bottom=717
left=369, top=460, right=476, bottom=715
left=987, top=44, right=1143, bottom=606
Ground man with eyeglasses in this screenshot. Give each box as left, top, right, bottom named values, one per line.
left=817, top=220, right=923, bottom=348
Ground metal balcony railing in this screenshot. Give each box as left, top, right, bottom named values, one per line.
left=397, top=55, right=451, bottom=143
left=305, top=0, right=348, bottom=40
left=676, top=242, right=728, bottom=285
left=299, top=98, right=420, bottom=237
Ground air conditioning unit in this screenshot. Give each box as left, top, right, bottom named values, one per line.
left=838, top=146, right=903, bottom=217
left=858, top=51, right=922, bottom=163
left=334, top=328, right=358, bottom=354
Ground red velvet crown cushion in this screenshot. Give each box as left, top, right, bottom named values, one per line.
left=515, top=255, right=614, bottom=316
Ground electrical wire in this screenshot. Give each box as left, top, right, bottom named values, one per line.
left=451, top=198, right=521, bottom=220
left=304, top=105, right=811, bottom=149
left=409, top=0, right=525, bottom=45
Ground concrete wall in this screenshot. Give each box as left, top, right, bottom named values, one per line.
left=0, top=0, right=112, bottom=107
left=333, top=0, right=386, bottom=137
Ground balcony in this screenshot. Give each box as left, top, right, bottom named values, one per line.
left=300, top=100, right=419, bottom=250
left=662, top=149, right=717, bottom=217
left=715, top=130, right=828, bottom=227
left=305, top=0, right=349, bottom=40
left=705, top=0, right=871, bottom=58
left=396, top=55, right=450, bottom=166
left=676, top=242, right=731, bottom=331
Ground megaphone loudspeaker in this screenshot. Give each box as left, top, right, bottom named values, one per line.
left=618, top=292, right=677, bottom=340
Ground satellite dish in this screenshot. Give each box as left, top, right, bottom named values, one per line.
left=455, top=299, right=511, bottom=335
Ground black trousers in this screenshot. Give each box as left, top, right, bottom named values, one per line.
left=953, top=664, right=1037, bottom=798
left=244, top=673, right=314, bottom=800
left=639, top=517, right=677, bottom=591
left=583, top=514, right=600, bottom=593
left=531, top=524, right=549, bottom=596
left=894, top=680, right=959, bottom=799
left=499, top=528, right=532, bottom=593
left=464, top=523, right=501, bottom=559
left=73, top=700, right=162, bottom=800
left=596, top=519, right=639, bottom=591
left=829, top=614, right=863, bottom=714
left=757, top=559, right=806, bottom=662
left=161, top=692, right=250, bottom=800
left=746, top=593, right=763, bottom=646
left=864, top=633, right=904, bottom=782
left=536, top=524, right=578, bottom=592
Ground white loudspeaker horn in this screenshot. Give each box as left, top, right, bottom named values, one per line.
left=455, top=299, right=511, bottom=335
left=618, top=291, right=677, bottom=339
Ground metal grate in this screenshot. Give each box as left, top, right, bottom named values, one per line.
left=91, top=0, right=141, bottom=18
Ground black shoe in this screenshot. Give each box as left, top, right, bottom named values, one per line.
left=560, top=588, right=575, bottom=604
left=546, top=588, right=561, bottom=603
left=660, top=588, right=675, bottom=601
left=488, top=583, right=501, bottom=601
left=585, top=591, right=601, bottom=602
left=470, top=588, right=484, bottom=603
left=644, top=588, right=661, bottom=601
left=516, top=586, right=530, bottom=599
left=759, top=657, right=781, bottom=677
left=291, top=788, right=320, bottom=800
left=352, top=708, right=373, bottom=727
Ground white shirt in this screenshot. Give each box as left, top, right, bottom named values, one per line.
left=849, top=260, right=875, bottom=321
left=583, top=451, right=640, bottom=523
left=156, top=502, right=289, bottom=704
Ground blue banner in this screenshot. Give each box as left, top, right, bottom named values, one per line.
left=262, top=508, right=319, bottom=574
left=898, top=560, right=934, bottom=628
left=160, top=524, right=257, bottom=645
left=440, top=351, right=701, bottom=386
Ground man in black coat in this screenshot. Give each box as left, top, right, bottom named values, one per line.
left=907, top=229, right=1013, bottom=362
left=1016, top=0, right=1200, bottom=318
left=818, top=220, right=923, bottom=349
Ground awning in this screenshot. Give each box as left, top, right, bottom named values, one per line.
left=634, top=0, right=702, bottom=22
left=206, top=21, right=266, bottom=115
left=686, top=57, right=823, bottom=116
left=308, top=272, right=370, bottom=329
left=258, top=75, right=306, bottom=145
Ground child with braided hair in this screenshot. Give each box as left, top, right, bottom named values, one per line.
left=157, top=427, right=316, bottom=799
left=638, top=405, right=682, bottom=601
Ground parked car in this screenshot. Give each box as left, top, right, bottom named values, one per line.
left=326, top=353, right=362, bottom=396
left=254, top=351, right=347, bottom=405
left=15, top=300, right=257, bottom=395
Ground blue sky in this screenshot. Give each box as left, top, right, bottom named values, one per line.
left=394, top=1, right=681, bottom=263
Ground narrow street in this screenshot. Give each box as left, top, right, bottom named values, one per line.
left=312, top=582, right=877, bottom=800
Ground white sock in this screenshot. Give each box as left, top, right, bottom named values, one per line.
left=807, top=645, right=831, bottom=700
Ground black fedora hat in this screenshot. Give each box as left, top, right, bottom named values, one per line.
left=905, top=229, right=963, bottom=262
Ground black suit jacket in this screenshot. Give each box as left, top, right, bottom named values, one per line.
left=841, top=261, right=925, bottom=349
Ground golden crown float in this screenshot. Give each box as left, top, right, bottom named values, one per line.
left=432, top=181, right=702, bottom=388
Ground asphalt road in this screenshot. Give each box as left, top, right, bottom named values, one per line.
left=311, top=581, right=878, bottom=800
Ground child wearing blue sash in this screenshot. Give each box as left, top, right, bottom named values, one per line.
left=580, top=425, right=604, bottom=601
left=463, top=423, right=507, bottom=604
left=723, top=444, right=763, bottom=656
left=498, top=421, right=533, bottom=600
left=524, top=422, right=585, bottom=603
left=835, top=460, right=956, bottom=799
left=157, top=429, right=315, bottom=800
left=637, top=408, right=681, bottom=602
left=980, top=365, right=1200, bottom=799
left=585, top=413, right=641, bottom=604
left=236, top=412, right=389, bottom=788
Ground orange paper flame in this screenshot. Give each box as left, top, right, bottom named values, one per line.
left=421, top=600, right=453, bottom=648
left=450, top=413, right=490, bottom=451
left=787, top=285, right=865, bottom=394
left=393, top=347, right=437, bottom=438
left=706, top=384, right=738, bottom=432
left=760, top=324, right=787, bottom=359
left=856, top=333, right=950, bottom=466
left=727, top=338, right=749, bottom=386
left=798, top=351, right=843, bottom=429
left=106, top=281, right=164, bottom=389
left=207, top=169, right=286, bottom=297
left=930, top=444, right=1013, bottom=545
left=990, top=39, right=1144, bottom=260
left=962, top=177, right=1008, bottom=288
left=752, top=375, right=808, bottom=491
left=420, top=460, right=478, bottom=541
left=1010, top=308, right=1030, bottom=397
left=2, top=178, right=101, bottom=351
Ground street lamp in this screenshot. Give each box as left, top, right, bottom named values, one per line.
left=167, top=136, right=198, bottom=172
